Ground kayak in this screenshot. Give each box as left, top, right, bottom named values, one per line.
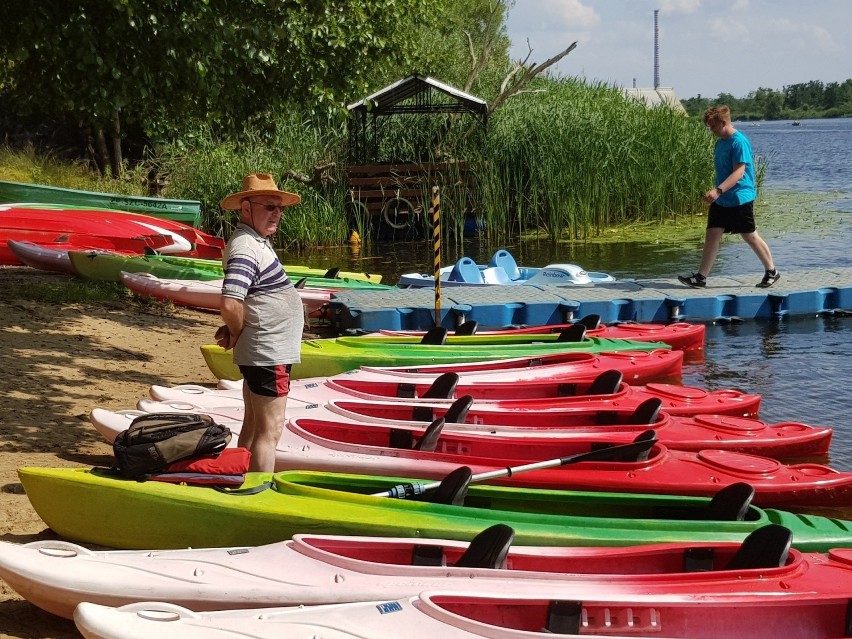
left=129, top=388, right=828, bottom=458
left=294, top=368, right=761, bottom=417
left=150, top=253, right=384, bottom=283
left=119, top=272, right=333, bottom=315
left=202, top=337, right=673, bottom=381
left=312, top=399, right=832, bottom=458
left=380, top=317, right=706, bottom=351
left=72, top=584, right=852, bottom=639
left=70, top=249, right=392, bottom=287
left=154, top=369, right=759, bottom=418
left=0, top=179, right=202, bottom=226
left=20, top=466, right=852, bottom=552
left=3, top=523, right=848, bottom=621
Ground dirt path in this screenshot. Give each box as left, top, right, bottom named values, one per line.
left=0, top=266, right=223, bottom=637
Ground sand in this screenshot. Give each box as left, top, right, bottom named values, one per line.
left=0, top=266, right=224, bottom=637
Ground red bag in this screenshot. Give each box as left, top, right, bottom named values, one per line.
left=164, top=447, right=250, bottom=474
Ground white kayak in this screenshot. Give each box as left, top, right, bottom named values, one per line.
left=73, top=594, right=650, bottom=639
left=120, top=271, right=332, bottom=314
left=0, top=523, right=765, bottom=621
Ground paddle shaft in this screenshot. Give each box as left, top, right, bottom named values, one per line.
left=372, top=436, right=656, bottom=499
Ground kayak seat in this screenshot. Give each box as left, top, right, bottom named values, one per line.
left=586, top=370, right=624, bottom=396
left=421, top=373, right=459, bottom=399
left=576, top=314, right=602, bottom=331
left=630, top=398, right=663, bottom=425
left=454, top=320, right=479, bottom=336
left=415, top=418, right=446, bottom=452
left=427, top=466, right=472, bottom=506
left=683, top=547, right=716, bottom=572
left=542, top=600, right=582, bottom=634
left=556, top=324, right=587, bottom=342
left=488, top=249, right=521, bottom=281
left=724, top=524, right=792, bottom=571
left=448, top=257, right=484, bottom=284
left=411, top=544, right=445, bottom=567
left=455, top=523, right=515, bottom=569
left=388, top=429, right=414, bottom=449
left=704, top=482, right=755, bottom=521
left=482, top=266, right=512, bottom=285
left=420, top=326, right=448, bottom=345
left=443, top=395, right=474, bottom=423
left=322, top=267, right=340, bottom=279
left=293, top=277, right=307, bottom=289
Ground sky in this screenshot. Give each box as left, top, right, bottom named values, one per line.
left=504, top=0, right=852, bottom=99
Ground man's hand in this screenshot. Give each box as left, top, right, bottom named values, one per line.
left=215, top=324, right=232, bottom=349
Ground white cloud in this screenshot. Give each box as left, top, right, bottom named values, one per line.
left=768, top=19, right=840, bottom=53
left=539, top=0, right=600, bottom=29
left=658, top=0, right=701, bottom=15
left=710, top=18, right=749, bottom=42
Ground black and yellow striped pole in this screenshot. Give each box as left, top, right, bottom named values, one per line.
left=431, top=185, right=441, bottom=326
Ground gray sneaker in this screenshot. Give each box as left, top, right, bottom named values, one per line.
left=678, top=273, right=706, bottom=288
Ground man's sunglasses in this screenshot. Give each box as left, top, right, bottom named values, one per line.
left=249, top=201, right=283, bottom=212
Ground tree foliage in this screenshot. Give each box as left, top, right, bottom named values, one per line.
left=0, top=0, right=430, bottom=160
left=682, top=79, right=852, bottom=120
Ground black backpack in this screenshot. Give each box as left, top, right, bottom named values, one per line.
left=112, top=412, right=232, bottom=479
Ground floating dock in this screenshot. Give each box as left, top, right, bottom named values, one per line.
left=328, top=267, right=852, bottom=331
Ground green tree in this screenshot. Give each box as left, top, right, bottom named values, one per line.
left=0, top=0, right=428, bottom=175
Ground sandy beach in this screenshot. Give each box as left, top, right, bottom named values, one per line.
left=0, top=266, right=224, bottom=637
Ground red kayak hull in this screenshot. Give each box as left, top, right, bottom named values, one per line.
left=326, top=399, right=832, bottom=459
left=290, top=418, right=847, bottom=508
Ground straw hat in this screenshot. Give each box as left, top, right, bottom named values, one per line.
left=220, top=173, right=301, bottom=210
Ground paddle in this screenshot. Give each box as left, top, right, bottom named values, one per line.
left=371, top=429, right=658, bottom=498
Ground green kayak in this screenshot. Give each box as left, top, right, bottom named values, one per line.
left=202, top=335, right=671, bottom=380
left=0, top=179, right=201, bottom=227
left=151, top=254, right=384, bottom=283
left=18, top=466, right=852, bottom=551
left=69, top=251, right=393, bottom=288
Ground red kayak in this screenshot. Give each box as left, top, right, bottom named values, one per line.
left=357, top=348, right=685, bottom=385
left=325, top=397, right=832, bottom=459
left=381, top=317, right=705, bottom=351
left=288, top=418, right=849, bottom=508
left=326, top=368, right=761, bottom=417
left=0, top=204, right=224, bottom=264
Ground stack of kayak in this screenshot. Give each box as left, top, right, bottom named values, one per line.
left=10, top=310, right=852, bottom=638
left=0, top=204, right=225, bottom=265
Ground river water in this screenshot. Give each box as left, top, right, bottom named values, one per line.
left=284, top=118, right=852, bottom=469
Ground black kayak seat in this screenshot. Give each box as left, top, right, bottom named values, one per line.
left=631, top=429, right=657, bottom=462
left=428, top=466, right=472, bottom=506
left=586, top=370, right=624, bottom=396
left=704, top=482, right=755, bottom=521
left=415, top=418, right=445, bottom=452
left=724, top=524, right=792, bottom=571
left=421, top=373, right=459, bottom=399
left=420, top=326, right=448, bottom=345
left=411, top=544, right=445, bottom=566
left=454, top=523, right=515, bottom=569
left=294, top=277, right=307, bottom=289
left=630, top=398, right=663, bottom=425
left=443, top=395, right=474, bottom=424
left=454, top=320, right=479, bottom=336
left=543, top=600, right=582, bottom=634
left=556, top=324, right=587, bottom=343
left=322, top=267, right=340, bottom=279
left=576, top=314, right=602, bottom=331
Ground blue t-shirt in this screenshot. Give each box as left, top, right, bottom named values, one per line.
left=714, top=130, right=757, bottom=206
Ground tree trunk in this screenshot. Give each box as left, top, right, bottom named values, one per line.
left=111, top=109, right=123, bottom=178
left=94, top=125, right=112, bottom=178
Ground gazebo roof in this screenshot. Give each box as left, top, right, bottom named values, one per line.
left=347, top=74, right=488, bottom=117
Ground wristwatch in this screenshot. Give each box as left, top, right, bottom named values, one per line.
left=715, top=187, right=723, bottom=196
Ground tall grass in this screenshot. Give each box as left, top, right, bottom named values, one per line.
left=476, top=78, right=714, bottom=241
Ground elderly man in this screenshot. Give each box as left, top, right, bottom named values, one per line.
left=215, top=173, right=303, bottom=472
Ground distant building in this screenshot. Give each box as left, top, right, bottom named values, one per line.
left=622, top=86, right=687, bottom=114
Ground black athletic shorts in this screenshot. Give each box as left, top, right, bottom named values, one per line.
left=707, top=201, right=757, bottom=234
left=238, top=364, right=293, bottom=397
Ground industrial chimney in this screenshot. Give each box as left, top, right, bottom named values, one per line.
left=653, top=9, right=660, bottom=89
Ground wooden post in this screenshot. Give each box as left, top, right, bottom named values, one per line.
left=431, top=186, right=442, bottom=326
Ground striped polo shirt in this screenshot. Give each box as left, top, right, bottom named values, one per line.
left=222, top=223, right=303, bottom=366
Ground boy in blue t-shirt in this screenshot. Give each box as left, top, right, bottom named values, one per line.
left=679, top=105, right=780, bottom=289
